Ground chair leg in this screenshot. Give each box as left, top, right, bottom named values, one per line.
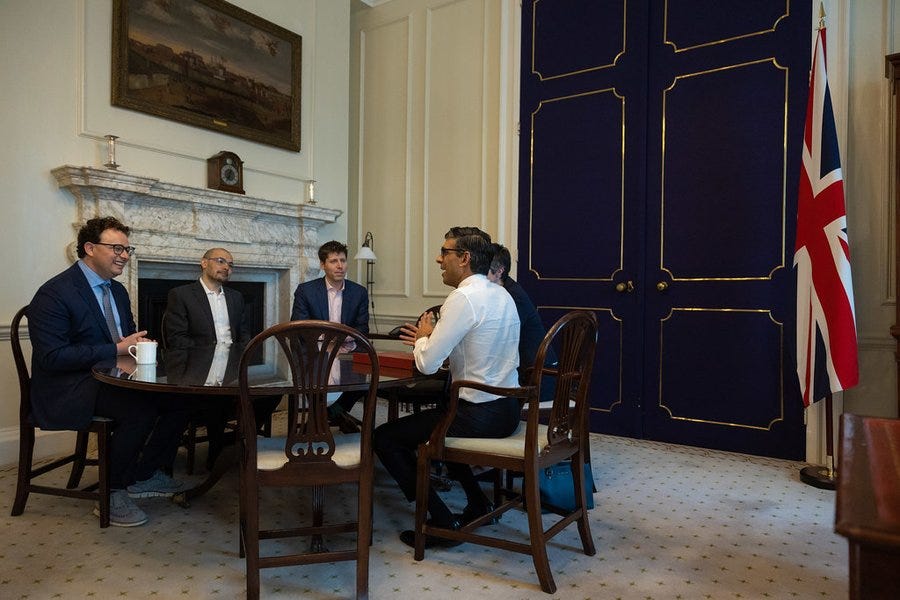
left=573, top=451, right=596, bottom=556
left=387, top=389, right=399, bottom=422
left=67, top=430, right=90, bottom=489
left=96, top=425, right=111, bottom=528
left=524, top=472, right=557, bottom=594
left=583, top=437, right=597, bottom=494
left=240, top=470, right=260, bottom=600
left=356, top=473, right=373, bottom=600
left=413, top=451, right=431, bottom=561
left=185, top=423, right=197, bottom=475
left=10, top=426, right=35, bottom=516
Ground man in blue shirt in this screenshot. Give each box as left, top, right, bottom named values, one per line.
left=29, top=217, right=189, bottom=526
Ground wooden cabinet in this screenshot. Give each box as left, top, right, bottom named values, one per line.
left=835, top=414, right=900, bottom=599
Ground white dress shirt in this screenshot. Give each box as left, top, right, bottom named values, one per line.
left=326, top=278, right=356, bottom=352
left=200, top=278, right=233, bottom=345
left=413, top=274, right=520, bottom=403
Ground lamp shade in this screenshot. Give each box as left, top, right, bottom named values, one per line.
left=354, top=231, right=377, bottom=261
left=355, top=246, right=377, bottom=261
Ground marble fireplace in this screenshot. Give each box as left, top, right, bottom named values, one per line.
left=52, top=165, right=342, bottom=332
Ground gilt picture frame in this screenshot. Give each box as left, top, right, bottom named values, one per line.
left=112, top=0, right=302, bottom=151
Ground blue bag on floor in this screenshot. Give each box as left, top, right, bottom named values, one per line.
left=538, top=460, right=595, bottom=511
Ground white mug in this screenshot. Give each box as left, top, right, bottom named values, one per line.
left=128, top=340, right=158, bottom=365
left=129, top=363, right=157, bottom=383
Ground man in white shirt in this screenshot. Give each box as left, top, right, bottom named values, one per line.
left=373, top=228, right=521, bottom=549
left=164, top=248, right=249, bottom=349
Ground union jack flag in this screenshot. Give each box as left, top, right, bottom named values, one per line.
left=794, top=27, right=858, bottom=406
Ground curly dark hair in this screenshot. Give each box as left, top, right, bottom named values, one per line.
left=76, top=216, right=130, bottom=258
left=317, top=240, right=349, bottom=263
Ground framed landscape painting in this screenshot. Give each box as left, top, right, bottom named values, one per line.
left=112, top=0, right=302, bottom=151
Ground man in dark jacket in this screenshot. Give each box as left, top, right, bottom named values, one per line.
left=29, top=216, right=188, bottom=527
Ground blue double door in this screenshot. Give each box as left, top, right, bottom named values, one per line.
left=518, top=0, right=811, bottom=459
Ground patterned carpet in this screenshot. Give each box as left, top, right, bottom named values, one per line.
left=0, top=417, right=847, bottom=599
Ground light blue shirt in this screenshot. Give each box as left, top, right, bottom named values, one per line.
left=77, top=260, right=123, bottom=338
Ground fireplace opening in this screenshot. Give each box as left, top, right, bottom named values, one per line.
left=138, top=279, right=267, bottom=344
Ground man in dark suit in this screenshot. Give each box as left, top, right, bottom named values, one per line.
left=291, top=240, right=369, bottom=429
left=28, top=216, right=189, bottom=527
left=163, top=248, right=249, bottom=349
left=487, top=243, right=556, bottom=399
left=163, top=248, right=278, bottom=468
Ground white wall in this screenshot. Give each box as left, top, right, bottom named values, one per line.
left=0, top=0, right=351, bottom=466
left=349, top=0, right=519, bottom=331
left=840, top=0, right=899, bottom=420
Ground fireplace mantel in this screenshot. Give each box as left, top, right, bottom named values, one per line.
left=52, top=165, right=342, bottom=323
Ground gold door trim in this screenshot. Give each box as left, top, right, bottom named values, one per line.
left=660, top=58, right=789, bottom=282
left=531, top=0, right=627, bottom=81
left=529, top=88, right=625, bottom=281
left=658, top=307, right=785, bottom=431
left=539, top=305, right=623, bottom=413
left=663, top=1, right=789, bottom=54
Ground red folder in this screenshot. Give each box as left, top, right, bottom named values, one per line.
left=352, top=350, right=415, bottom=370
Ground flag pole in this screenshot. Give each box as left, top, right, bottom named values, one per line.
left=798, top=3, right=841, bottom=491
left=800, top=392, right=837, bottom=489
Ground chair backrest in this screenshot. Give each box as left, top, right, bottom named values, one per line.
left=528, top=310, right=599, bottom=451
left=238, top=320, right=380, bottom=472
left=10, top=306, right=32, bottom=422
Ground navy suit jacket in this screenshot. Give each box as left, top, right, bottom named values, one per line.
left=28, top=262, right=136, bottom=430
left=290, top=277, right=369, bottom=334
left=163, top=281, right=249, bottom=349
left=504, top=277, right=556, bottom=401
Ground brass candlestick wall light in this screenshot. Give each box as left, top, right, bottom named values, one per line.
left=104, top=135, right=120, bottom=170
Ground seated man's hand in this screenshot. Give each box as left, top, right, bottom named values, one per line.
left=398, top=323, right=418, bottom=346
left=116, top=330, right=150, bottom=355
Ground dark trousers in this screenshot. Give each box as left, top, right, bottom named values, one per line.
left=200, top=394, right=282, bottom=469
left=94, top=384, right=191, bottom=489
left=373, top=396, right=520, bottom=525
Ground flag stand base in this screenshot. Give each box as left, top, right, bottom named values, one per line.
left=800, top=394, right=837, bottom=490
left=800, top=465, right=836, bottom=490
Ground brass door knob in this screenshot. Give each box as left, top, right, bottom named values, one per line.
left=615, top=280, right=635, bottom=293
left=656, top=281, right=669, bottom=292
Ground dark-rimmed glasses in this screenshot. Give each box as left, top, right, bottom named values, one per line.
left=94, top=242, right=135, bottom=256
left=439, top=246, right=466, bottom=257
left=207, top=257, right=235, bottom=269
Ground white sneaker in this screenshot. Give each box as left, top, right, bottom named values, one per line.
left=127, top=470, right=186, bottom=498
left=94, top=490, right=149, bottom=527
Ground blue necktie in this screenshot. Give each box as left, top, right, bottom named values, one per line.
left=101, top=283, right=121, bottom=343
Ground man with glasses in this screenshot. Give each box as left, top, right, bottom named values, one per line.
left=28, top=216, right=189, bottom=526
left=164, top=248, right=248, bottom=349
left=373, top=227, right=521, bottom=549
left=163, top=248, right=279, bottom=470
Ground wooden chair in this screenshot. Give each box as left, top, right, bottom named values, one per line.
left=237, top=320, right=379, bottom=600
left=9, top=305, right=113, bottom=528
left=411, top=310, right=599, bottom=594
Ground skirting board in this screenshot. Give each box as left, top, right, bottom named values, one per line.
left=0, top=427, right=77, bottom=470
